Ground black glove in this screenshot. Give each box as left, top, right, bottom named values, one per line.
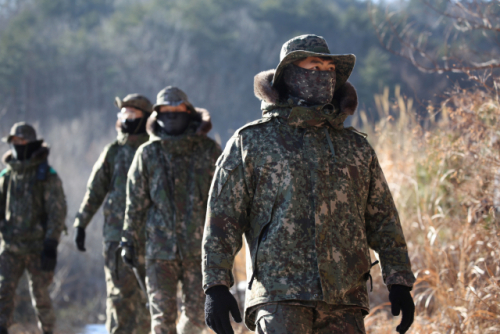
left=389, top=285, right=415, bottom=333
left=40, top=239, right=58, bottom=272
left=205, top=285, right=242, bottom=334
left=120, top=243, right=136, bottom=268
left=74, top=226, right=86, bottom=252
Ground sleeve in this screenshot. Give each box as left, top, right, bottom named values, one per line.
left=44, top=173, right=68, bottom=241
left=202, top=135, right=252, bottom=291
left=121, top=147, right=151, bottom=247
left=364, top=150, right=416, bottom=290
left=73, top=145, right=113, bottom=229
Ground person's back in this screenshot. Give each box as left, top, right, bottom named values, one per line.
left=0, top=122, right=66, bottom=334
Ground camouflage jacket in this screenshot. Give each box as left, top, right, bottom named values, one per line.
left=0, top=144, right=67, bottom=254
left=202, top=75, right=415, bottom=329
left=74, top=132, right=149, bottom=242
left=122, top=113, right=222, bottom=260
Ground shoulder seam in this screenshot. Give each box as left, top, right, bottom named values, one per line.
left=235, top=117, right=273, bottom=136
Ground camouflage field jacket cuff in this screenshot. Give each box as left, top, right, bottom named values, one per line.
left=73, top=214, right=88, bottom=229
left=203, top=268, right=234, bottom=292
left=385, top=271, right=416, bottom=291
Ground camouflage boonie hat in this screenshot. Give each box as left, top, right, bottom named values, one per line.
left=114, top=94, right=153, bottom=114
left=272, top=34, right=356, bottom=90
left=153, top=86, right=194, bottom=112
left=1, top=122, right=38, bottom=143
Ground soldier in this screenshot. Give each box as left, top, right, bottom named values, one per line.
left=73, top=94, right=153, bottom=334
left=0, top=123, right=67, bottom=334
left=202, top=34, right=416, bottom=334
left=121, top=86, right=221, bottom=334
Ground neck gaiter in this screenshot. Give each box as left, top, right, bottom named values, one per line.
left=283, top=64, right=336, bottom=105
left=10, top=141, right=42, bottom=161
left=157, top=112, right=191, bottom=135
left=121, top=117, right=147, bottom=135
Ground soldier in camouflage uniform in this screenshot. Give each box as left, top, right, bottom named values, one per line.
left=73, top=94, right=153, bottom=334
left=202, top=34, right=416, bottom=334
left=0, top=123, right=67, bottom=334
left=121, top=86, right=221, bottom=334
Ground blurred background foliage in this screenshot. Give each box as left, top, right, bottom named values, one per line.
left=0, top=0, right=497, bottom=332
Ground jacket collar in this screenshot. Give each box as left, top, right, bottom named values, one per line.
left=255, top=69, right=357, bottom=130
left=2, top=143, right=50, bottom=172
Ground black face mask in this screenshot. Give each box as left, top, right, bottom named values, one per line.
left=157, top=112, right=191, bottom=135
left=121, top=117, right=147, bottom=135
left=10, top=141, right=42, bottom=161
left=283, top=64, right=336, bottom=105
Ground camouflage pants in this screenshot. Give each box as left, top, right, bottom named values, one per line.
left=0, top=250, right=55, bottom=332
left=146, top=257, right=206, bottom=334
left=104, top=242, right=151, bottom=334
left=254, top=302, right=366, bottom=334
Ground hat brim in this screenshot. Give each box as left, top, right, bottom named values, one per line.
left=1, top=135, right=13, bottom=143
left=116, top=97, right=152, bottom=114
left=153, top=101, right=195, bottom=112
left=272, top=51, right=356, bottom=91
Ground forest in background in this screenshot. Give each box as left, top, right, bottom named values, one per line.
left=0, top=0, right=498, bottom=332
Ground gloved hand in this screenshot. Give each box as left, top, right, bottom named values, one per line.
left=205, top=285, right=242, bottom=334
left=389, top=285, right=415, bottom=334
left=40, top=239, right=58, bottom=272
left=120, top=243, right=136, bottom=268
left=74, top=226, right=86, bottom=252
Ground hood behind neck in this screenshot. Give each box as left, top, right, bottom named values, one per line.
left=254, top=69, right=358, bottom=116
left=2, top=142, right=50, bottom=171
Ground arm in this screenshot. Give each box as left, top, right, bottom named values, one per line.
left=202, top=135, right=251, bottom=291
left=0, top=170, right=8, bottom=222
left=365, top=150, right=415, bottom=289
left=121, top=147, right=151, bottom=249
left=43, top=173, right=68, bottom=242
left=73, top=145, right=114, bottom=229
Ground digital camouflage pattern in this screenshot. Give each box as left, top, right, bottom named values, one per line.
left=272, top=34, right=355, bottom=91
left=74, top=132, right=150, bottom=334
left=0, top=142, right=65, bottom=332
left=254, top=302, right=365, bottom=334
left=0, top=145, right=66, bottom=254
left=104, top=241, right=150, bottom=334
left=74, top=132, right=149, bottom=242
left=0, top=251, right=55, bottom=332
left=122, top=112, right=221, bottom=333
left=146, top=256, right=206, bottom=334
left=283, top=64, right=336, bottom=105
left=121, top=117, right=221, bottom=261
left=202, top=99, right=415, bottom=329
left=153, top=86, right=194, bottom=111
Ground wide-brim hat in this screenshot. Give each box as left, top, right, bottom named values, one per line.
left=153, top=86, right=195, bottom=113
left=115, top=94, right=153, bottom=114
left=272, top=34, right=356, bottom=91
left=1, top=122, right=38, bottom=143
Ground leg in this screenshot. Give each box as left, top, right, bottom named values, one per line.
left=313, top=303, right=366, bottom=334
left=146, top=259, right=180, bottom=334
left=25, top=253, right=55, bottom=333
left=177, top=259, right=205, bottom=334
left=0, top=250, right=25, bottom=329
left=254, top=303, right=314, bottom=334
left=103, top=241, right=149, bottom=334
left=135, top=249, right=151, bottom=334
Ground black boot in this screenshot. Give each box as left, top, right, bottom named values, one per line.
left=0, top=326, right=8, bottom=334
left=43, top=332, right=52, bottom=334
